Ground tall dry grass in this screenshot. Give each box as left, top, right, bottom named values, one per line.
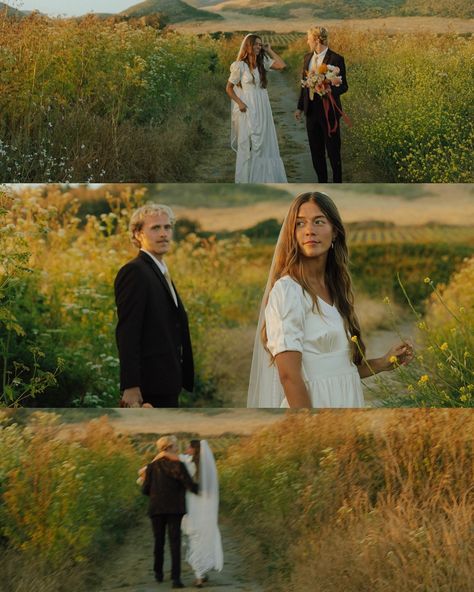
left=220, top=410, right=474, bottom=591
left=0, top=13, right=227, bottom=182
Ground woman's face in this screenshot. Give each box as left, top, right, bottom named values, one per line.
left=252, top=38, right=263, bottom=56
left=295, top=201, right=336, bottom=259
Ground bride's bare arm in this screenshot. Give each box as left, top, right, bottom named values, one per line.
left=264, top=44, right=286, bottom=70
left=225, top=81, right=248, bottom=112
left=357, top=342, right=414, bottom=378
left=275, top=351, right=312, bottom=408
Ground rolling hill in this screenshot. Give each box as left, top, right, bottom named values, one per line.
left=195, top=0, right=473, bottom=19
left=0, top=2, right=24, bottom=17
left=121, top=0, right=223, bottom=22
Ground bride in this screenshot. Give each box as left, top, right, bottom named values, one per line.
left=226, top=33, right=287, bottom=183
left=180, top=440, right=223, bottom=587
left=247, top=191, right=414, bottom=408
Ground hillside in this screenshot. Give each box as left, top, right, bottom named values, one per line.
left=0, top=2, right=24, bottom=17
left=121, top=0, right=223, bottom=22
left=205, top=0, right=473, bottom=19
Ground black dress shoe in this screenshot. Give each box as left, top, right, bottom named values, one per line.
left=155, top=573, right=163, bottom=583
left=172, top=581, right=185, bottom=589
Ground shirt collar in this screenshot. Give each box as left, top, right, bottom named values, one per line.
left=141, top=249, right=167, bottom=274
left=314, top=47, right=329, bottom=58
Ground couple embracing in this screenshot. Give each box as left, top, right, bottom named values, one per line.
left=140, top=436, right=223, bottom=588
left=226, top=26, right=348, bottom=183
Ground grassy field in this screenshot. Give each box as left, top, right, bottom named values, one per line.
left=1, top=185, right=473, bottom=408
left=0, top=13, right=472, bottom=182
left=220, top=409, right=474, bottom=592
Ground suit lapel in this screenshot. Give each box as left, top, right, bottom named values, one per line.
left=304, top=52, right=312, bottom=73
left=139, top=251, right=179, bottom=308
left=323, top=48, right=332, bottom=65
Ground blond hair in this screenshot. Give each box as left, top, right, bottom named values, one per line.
left=156, top=435, right=178, bottom=452
left=129, top=203, right=176, bottom=248
left=308, top=26, right=329, bottom=44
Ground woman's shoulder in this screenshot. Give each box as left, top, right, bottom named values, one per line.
left=230, top=60, right=245, bottom=69
left=270, top=276, right=304, bottom=300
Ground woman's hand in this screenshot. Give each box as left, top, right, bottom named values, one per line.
left=383, top=342, right=414, bottom=371
left=238, top=100, right=248, bottom=112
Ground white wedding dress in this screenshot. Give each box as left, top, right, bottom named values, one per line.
left=264, top=276, right=365, bottom=407
left=180, top=442, right=223, bottom=580
left=229, top=56, right=287, bottom=183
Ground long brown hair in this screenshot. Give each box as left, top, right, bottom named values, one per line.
left=237, top=34, right=268, bottom=89
left=261, top=192, right=366, bottom=365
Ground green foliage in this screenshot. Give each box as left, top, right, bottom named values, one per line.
left=284, top=31, right=474, bottom=182
left=121, top=0, right=223, bottom=21
left=350, top=243, right=473, bottom=307
left=377, top=259, right=474, bottom=407
left=0, top=15, right=227, bottom=181
left=0, top=412, right=143, bottom=569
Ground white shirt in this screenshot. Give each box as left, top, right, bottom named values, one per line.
left=309, top=46, right=329, bottom=73
left=141, top=249, right=178, bottom=307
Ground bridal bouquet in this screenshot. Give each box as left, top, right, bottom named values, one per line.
left=302, top=63, right=343, bottom=100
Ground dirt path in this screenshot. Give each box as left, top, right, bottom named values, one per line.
left=93, top=514, right=264, bottom=592
left=193, top=67, right=364, bottom=183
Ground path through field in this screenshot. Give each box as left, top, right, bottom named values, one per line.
left=193, top=64, right=366, bottom=182
left=93, top=514, right=263, bottom=592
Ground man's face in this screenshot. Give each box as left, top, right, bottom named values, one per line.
left=136, top=212, right=173, bottom=260
left=307, top=33, right=319, bottom=52
left=295, top=201, right=335, bottom=259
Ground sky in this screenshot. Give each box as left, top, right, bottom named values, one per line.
left=9, top=0, right=138, bottom=16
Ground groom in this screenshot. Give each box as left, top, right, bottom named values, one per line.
left=142, top=435, right=198, bottom=588
left=114, top=203, right=194, bottom=408
left=295, top=26, right=348, bottom=183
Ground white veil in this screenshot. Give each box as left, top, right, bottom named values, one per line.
left=247, top=214, right=287, bottom=408
left=183, top=440, right=223, bottom=579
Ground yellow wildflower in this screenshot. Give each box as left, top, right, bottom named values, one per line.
left=351, top=335, right=358, bottom=343
left=389, top=355, right=398, bottom=364
left=424, top=277, right=431, bottom=284
left=418, top=374, right=429, bottom=384
left=439, top=342, right=449, bottom=351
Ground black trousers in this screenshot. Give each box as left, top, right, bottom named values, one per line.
left=305, top=107, right=342, bottom=183
left=151, top=513, right=183, bottom=581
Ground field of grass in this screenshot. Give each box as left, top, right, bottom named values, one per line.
left=220, top=409, right=474, bottom=591
left=0, top=411, right=144, bottom=591
left=0, top=13, right=229, bottom=182
left=1, top=185, right=472, bottom=407
left=0, top=409, right=242, bottom=591
left=0, top=14, right=472, bottom=182
left=282, top=29, right=474, bottom=182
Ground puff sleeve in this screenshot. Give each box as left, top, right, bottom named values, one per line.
left=265, top=278, right=305, bottom=357
left=228, top=61, right=243, bottom=85
left=263, top=54, right=275, bottom=71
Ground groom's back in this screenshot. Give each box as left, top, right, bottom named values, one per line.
left=143, top=458, right=196, bottom=515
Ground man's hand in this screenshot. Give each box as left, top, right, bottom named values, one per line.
left=120, top=386, right=143, bottom=408
left=295, top=109, right=303, bottom=121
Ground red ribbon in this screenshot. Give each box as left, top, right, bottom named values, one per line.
left=323, top=92, right=352, bottom=137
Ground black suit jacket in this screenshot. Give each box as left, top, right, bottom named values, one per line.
left=297, top=48, right=348, bottom=117
left=143, top=458, right=198, bottom=516
left=114, top=251, right=194, bottom=399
